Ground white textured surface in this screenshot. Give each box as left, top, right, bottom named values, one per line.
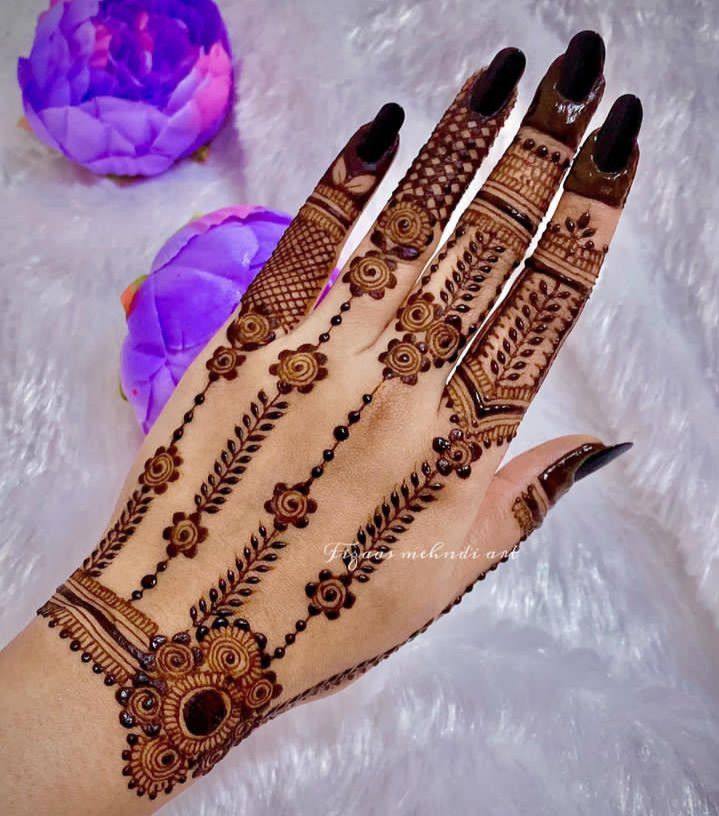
left=2, top=1, right=719, bottom=814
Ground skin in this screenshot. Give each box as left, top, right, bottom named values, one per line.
left=0, top=34, right=640, bottom=815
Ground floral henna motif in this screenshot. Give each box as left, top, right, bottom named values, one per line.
left=269, top=344, right=328, bottom=394
left=116, top=625, right=280, bottom=799
left=432, top=430, right=480, bottom=479
left=305, top=571, right=355, bottom=619
left=342, top=251, right=397, bottom=299
left=163, top=512, right=208, bottom=559
left=40, top=570, right=281, bottom=799
left=379, top=334, right=430, bottom=385
left=140, top=446, right=183, bottom=494
left=226, top=303, right=279, bottom=350
left=205, top=346, right=246, bottom=381
left=265, top=482, right=317, bottom=530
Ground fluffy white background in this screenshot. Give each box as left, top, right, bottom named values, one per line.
left=1, top=1, right=718, bottom=814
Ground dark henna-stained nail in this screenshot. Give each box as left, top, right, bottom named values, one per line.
left=523, top=33, right=605, bottom=148
left=357, top=102, right=405, bottom=163
left=593, top=94, right=643, bottom=173
left=557, top=30, right=605, bottom=102
left=539, top=441, right=633, bottom=505
left=564, top=95, right=641, bottom=206
left=470, top=47, right=526, bottom=116
left=575, top=441, right=633, bottom=481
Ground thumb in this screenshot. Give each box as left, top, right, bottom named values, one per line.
left=463, top=435, right=633, bottom=582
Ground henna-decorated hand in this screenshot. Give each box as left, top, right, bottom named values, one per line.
left=2, top=32, right=642, bottom=812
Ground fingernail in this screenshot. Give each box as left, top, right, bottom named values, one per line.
left=557, top=30, right=605, bottom=102
left=357, top=102, right=405, bottom=163
left=539, top=441, right=633, bottom=504
left=575, top=441, right=633, bottom=481
left=470, top=47, right=526, bottom=116
left=593, top=94, right=643, bottom=172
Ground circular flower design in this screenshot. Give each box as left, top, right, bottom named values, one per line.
left=265, top=483, right=317, bottom=530
left=140, top=445, right=182, bottom=494
left=227, top=305, right=278, bottom=349
left=201, top=628, right=263, bottom=686
left=342, top=251, right=397, bottom=299
left=378, top=199, right=435, bottom=252
left=432, top=429, right=480, bottom=479
left=18, top=0, right=233, bottom=177
left=154, top=641, right=196, bottom=678
left=205, top=346, right=246, bottom=381
left=425, top=319, right=463, bottom=364
left=126, top=687, right=163, bottom=725
left=269, top=344, right=327, bottom=394
left=378, top=334, right=430, bottom=385
left=305, top=570, right=356, bottom=620
left=161, top=671, right=243, bottom=757
left=396, top=292, right=440, bottom=332
left=127, top=735, right=187, bottom=799
left=162, top=512, right=208, bottom=559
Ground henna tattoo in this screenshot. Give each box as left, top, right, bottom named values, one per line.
left=512, top=485, right=546, bottom=540
left=236, top=123, right=398, bottom=335
left=189, top=383, right=382, bottom=629
left=336, top=67, right=514, bottom=310
left=372, top=71, right=514, bottom=260
left=342, top=251, right=397, bottom=299
left=130, top=391, right=288, bottom=598
left=447, top=267, right=584, bottom=446
left=41, top=573, right=280, bottom=798
left=269, top=344, right=328, bottom=394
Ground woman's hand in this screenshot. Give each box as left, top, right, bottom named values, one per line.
left=2, top=31, right=640, bottom=813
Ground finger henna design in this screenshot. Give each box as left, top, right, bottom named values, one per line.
left=376, top=39, right=605, bottom=390
left=446, top=104, right=639, bottom=449
left=335, top=56, right=519, bottom=312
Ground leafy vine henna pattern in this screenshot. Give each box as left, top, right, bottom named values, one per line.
left=28, top=40, right=642, bottom=810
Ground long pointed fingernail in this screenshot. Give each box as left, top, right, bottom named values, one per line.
left=539, top=441, right=633, bottom=504
left=470, top=47, right=526, bottom=116
left=575, top=442, right=634, bottom=481
left=557, top=30, right=605, bottom=102
left=594, top=94, right=643, bottom=172
left=357, top=102, right=405, bottom=163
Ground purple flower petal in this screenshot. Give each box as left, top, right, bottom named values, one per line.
left=18, top=0, right=234, bottom=176
left=121, top=207, right=293, bottom=433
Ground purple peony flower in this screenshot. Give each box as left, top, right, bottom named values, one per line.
left=120, top=206, right=292, bottom=433
left=18, top=0, right=234, bottom=176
